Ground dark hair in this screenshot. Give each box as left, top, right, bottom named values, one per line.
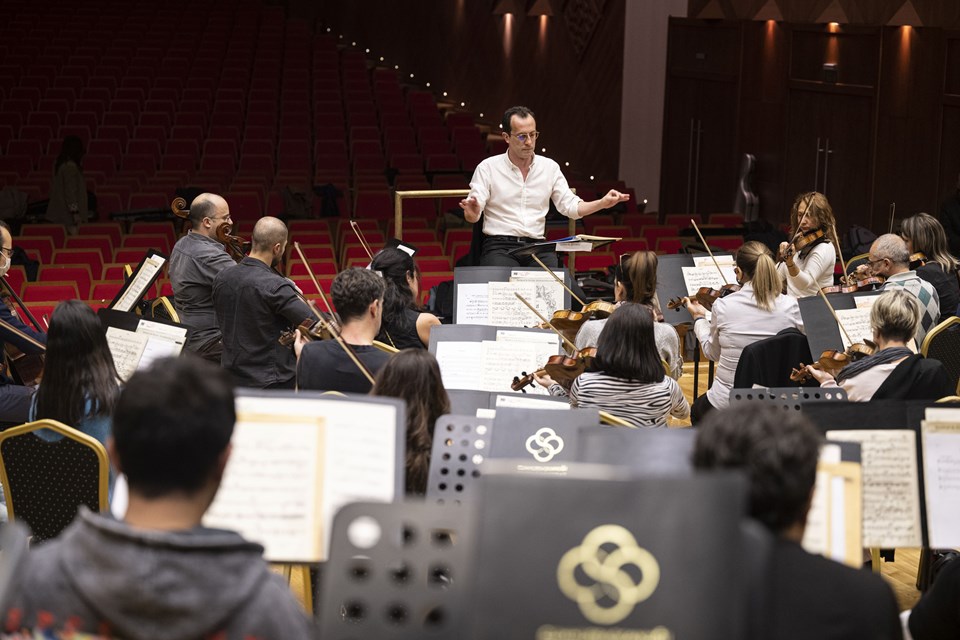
left=331, top=267, right=386, bottom=322
left=593, top=303, right=663, bottom=383
left=34, top=300, right=120, bottom=427
left=371, top=350, right=450, bottom=495
left=370, top=248, right=421, bottom=335
left=113, top=356, right=235, bottom=498
left=55, top=135, right=84, bottom=172
left=501, top=106, right=535, bottom=133
left=692, top=405, right=822, bottom=533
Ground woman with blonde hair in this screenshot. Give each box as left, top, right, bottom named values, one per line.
left=777, top=192, right=840, bottom=298
left=806, top=289, right=951, bottom=400
left=685, top=241, right=803, bottom=423
left=575, top=251, right=682, bottom=379
left=900, top=211, right=959, bottom=319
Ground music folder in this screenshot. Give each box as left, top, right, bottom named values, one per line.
left=507, top=234, right=620, bottom=257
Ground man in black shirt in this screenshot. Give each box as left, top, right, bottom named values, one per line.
left=212, top=217, right=311, bottom=389
left=297, top=267, right=391, bottom=393
left=909, top=555, right=960, bottom=639
left=693, top=405, right=903, bottom=640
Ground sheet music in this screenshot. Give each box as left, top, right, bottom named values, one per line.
left=136, top=318, right=187, bottom=343
left=435, top=341, right=483, bottom=390
left=105, top=327, right=148, bottom=382
left=480, top=340, right=543, bottom=394
left=692, top=254, right=735, bottom=267
left=854, top=294, right=880, bottom=309
left=112, top=253, right=165, bottom=312
left=138, top=337, right=182, bottom=370
left=826, top=429, right=922, bottom=548
left=834, top=308, right=874, bottom=350
left=205, top=413, right=324, bottom=562
left=802, top=460, right=862, bottom=566
left=921, top=420, right=960, bottom=547
left=680, top=266, right=737, bottom=296
left=494, top=394, right=569, bottom=410
left=455, top=283, right=489, bottom=325
left=509, top=270, right=566, bottom=283
left=487, top=281, right=542, bottom=327
left=555, top=241, right=592, bottom=252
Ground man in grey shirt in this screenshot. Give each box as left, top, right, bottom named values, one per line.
left=168, top=193, right=237, bottom=361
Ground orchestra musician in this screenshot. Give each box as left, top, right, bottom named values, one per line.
left=459, top=105, right=629, bottom=268
left=370, top=248, right=440, bottom=349
left=802, top=290, right=951, bottom=401
left=535, top=303, right=689, bottom=428
left=212, top=217, right=311, bottom=389
left=168, top=193, right=237, bottom=362
left=900, top=212, right=960, bottom=319
left=296, top=268, right=392, bottom=394
left=776, top=192, right=839, bottom=298
left=685, top=241, right=803, bottom=424
left=0, top=221, right=47, bottom=423
left=575, top=251, right=682, bottom=379
left=865, top=234, right=940, bottom=346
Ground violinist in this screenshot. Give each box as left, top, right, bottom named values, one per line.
left=900, top=212, right=959, bottom=319
left=168, top=193, right=237, bottom=361
left=686, top=241, right=803, bottom=424
left=296, top=268, right=392, bottom=394
left=803, top=290, right=951, bottom=401
left=369, top=248, right=440, bottom=349
left=576, top=251, right=682, bottom=379
left=534, top=304, right=688, bottom=428
left=866, top=234, right=940, bottom=346
left=777, top=192, right=839, bottom=298
left=212, top=217, right=312, bottom=389
left=0, top=221, right=47, bottom=423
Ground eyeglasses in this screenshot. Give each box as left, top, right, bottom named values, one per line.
left=508, top=131, right=539, bottom=143
left=0, top=247, right=13, bottom=258
left=867, top=257, right=887, bottom=268
left=206, top=214, right=233, bottom=223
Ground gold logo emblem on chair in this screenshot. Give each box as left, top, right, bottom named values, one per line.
left=557, top=524, right=660, bottom=625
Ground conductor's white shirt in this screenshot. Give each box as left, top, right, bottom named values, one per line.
left=692, top=282, right=804, bottom=409
left=467, top=152, right=583, bottom=239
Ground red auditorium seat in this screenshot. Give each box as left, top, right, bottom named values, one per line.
left=78, top=222, right=123, bottom=247
left=64, top=236, right=114, bottom=264
left=15, top=237, right=55, bottom=264
left=120, top=234, right=171, bottom=254
left=36, top=265, right=91, bottom=298
left=19, top=224, right=66, bottom=248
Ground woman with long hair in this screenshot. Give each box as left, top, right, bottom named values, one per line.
left=777, top=192, right=840, bottom=297
left=575, top=251, right=682, bottom=379
left=371, top=349, right=450, bottom=495
left=32, top=300, right=122, bottom=446
left=900, top=211, right=960, bottom=319
left=686, top=241, right=803, bottom=423
left=45, top=135, right=89, bottom=234
left=537, top=304, right=688, bottom=427
left=805, top=289, right=951, bottom=400
left=369, top=248, right=441, bottom=349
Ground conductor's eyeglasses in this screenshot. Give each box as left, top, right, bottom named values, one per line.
left=509, top=131, right=539, bottom=143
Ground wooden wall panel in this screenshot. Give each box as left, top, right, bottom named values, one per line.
left=316, top=0, right=625, bottom=180
left=690, top=0, right=960, bottom=27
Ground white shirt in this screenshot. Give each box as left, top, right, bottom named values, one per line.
left=776, top=240, right=836, bottom=298
left=692, top=282, right=804, bottom=409
left=468, top=152, right=583, bottom=238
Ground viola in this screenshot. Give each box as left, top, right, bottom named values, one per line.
left=909, top=252, right=928, bottom=270
left=511, top=347, right=598, bottom=392
left=666, top=284, right=741, bottom=312
left=789, top=341, right=876, bottom=383
left=779, top=228, right=827, bottom=263
left=542, top=299, right=617, bottom=337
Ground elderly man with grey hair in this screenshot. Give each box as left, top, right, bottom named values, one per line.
left=866, top=233, right=940, bottom=346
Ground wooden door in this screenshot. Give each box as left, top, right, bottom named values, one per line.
left=693, top=79, right=740, bottom=215
left=660, top=77, right=700, bottom=215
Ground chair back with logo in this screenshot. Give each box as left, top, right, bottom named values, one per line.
left=317, top=501, right=475, bottom=639
left=921, top=316, right=960, bottom=392
left=0, top=420, right=109, bottom=542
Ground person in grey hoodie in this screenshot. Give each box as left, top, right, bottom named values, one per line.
left=2, top=357, right=314, bottom=640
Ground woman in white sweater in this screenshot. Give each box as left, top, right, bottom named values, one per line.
left=777, top=192, right=839, bottom=298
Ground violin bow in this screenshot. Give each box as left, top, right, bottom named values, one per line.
left=815, top=286, right=855, bottom=347
left=299, top=297, right=376, bottom=385
left=0, top=277, right=44, bottom=334
left=292, top=242, right=337, bottom=319
left=691, top=219, right=731, bottom=285
left=350, top=220, right=376, bottom=262
left=529, top=253, right=586, bottom=306
left=888, top=202, right=896, bottom=235
left=513, top=292, right=579, bottom=353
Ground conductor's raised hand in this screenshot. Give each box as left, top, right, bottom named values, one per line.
left=459, top=196, right=481, bottom=222
left=600, top=189, right=630, bottom=209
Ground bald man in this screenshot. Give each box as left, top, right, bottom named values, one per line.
left=212, top=217, right=312, bottom=389
left=867, top=233, right=940, bottom=346
left=168, top=193, right=237, bottom=361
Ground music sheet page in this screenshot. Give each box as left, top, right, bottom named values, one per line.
left=826, top=429, right=922, bottom=548
left=435, top=341, right=483, bottom=390
left=487, top=281, right=545, bottom=327
left=104, top=327, right=148, bottom=382
left=480, top=340, right=542, bottom=393
left=112, top=253, right=165, bottom=312
left=921, top=419, right=960, bottom=547
left=455, top=283, right=489, bottom=325
left=204, top=412, right=324, bottom=563
left=680, top=266, right=737, bottom=296
left=834, top=308, right=874, bottom=349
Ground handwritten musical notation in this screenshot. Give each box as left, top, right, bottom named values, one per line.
left=112, top=254, right=165, bottom=312
left=921, top=419, right=960, bottom=547
left=834, top=308, right=874, bottom=350
left=680, top=266, right=737, bottom=296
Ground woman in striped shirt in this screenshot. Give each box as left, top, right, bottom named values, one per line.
left=535, top=303, right=689, bottom=428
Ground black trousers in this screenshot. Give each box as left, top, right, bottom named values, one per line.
left=690, top=393, right=716, bottom=426
left=479, top=235, right=559, bottom=268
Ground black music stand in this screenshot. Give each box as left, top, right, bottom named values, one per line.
left=488, top=407, right=600, bottom=468
left=451, top=266, right=573, bottom=324
left=728, top=386, right=847, bottom=410
left=316, top=500, right=477, bottom=639
left=576, top=427, right=697, bottom=475
left=426, top=414, right=492, bottom=504
left=797, top=290, right=881, bottom=357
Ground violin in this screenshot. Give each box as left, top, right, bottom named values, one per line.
left=666, top=284, right=741, bottom=312
left=789, top=341, right=876, bottom=384
left=779, top=228, right=827, bottom=263
left=511, top=347, right=598, bottom=392
left=542, top=299, right=617, bottom=337
left=278, top=316, right=340, bottom=347
left=909, top=252, right=927, bottom=270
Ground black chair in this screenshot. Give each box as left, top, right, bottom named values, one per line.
left=0, top=420, right=108, bottom=543
left=733, top=327, right=815, bottom=389
left=317, top=501, right=475, bottom=639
